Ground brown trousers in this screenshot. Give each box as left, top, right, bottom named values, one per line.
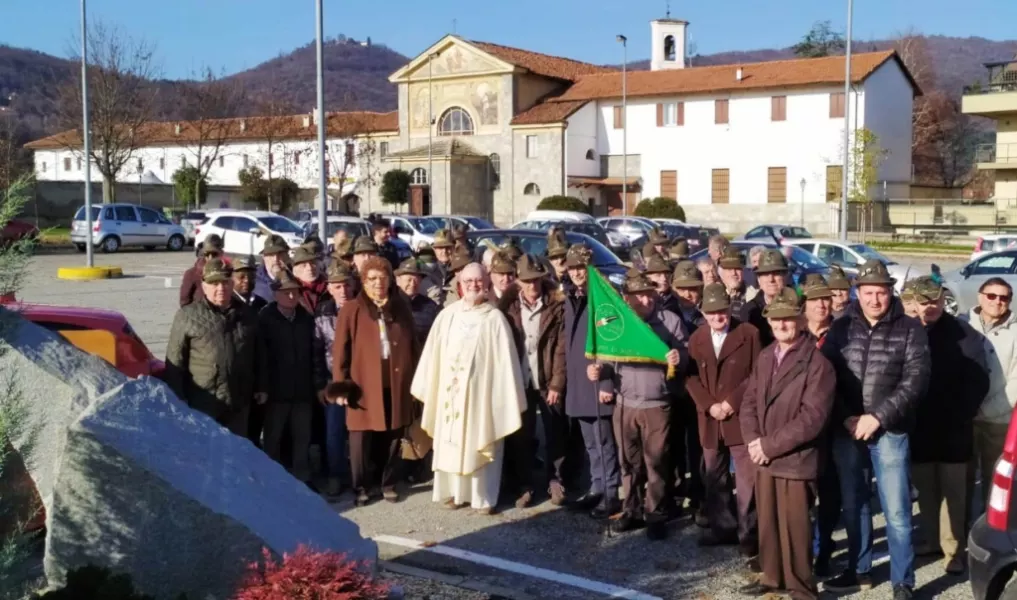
left=912, top=462, right=968, bottom=560
left=703, top=442, right=757, bottom=548
left=348, top=429, right=402, bottom=494
left=613, top=403, right=671, bottom=522
left=756, top=470, right=816, bottom=600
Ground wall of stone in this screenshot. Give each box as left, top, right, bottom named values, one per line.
left=682, top=202, right=841, bottom=236
left=509, top=128, right=564, bottom=225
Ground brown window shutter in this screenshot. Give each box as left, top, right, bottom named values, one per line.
left=613, top=106, right=622, bottom=129
left=656, top=103, right=664, bottom=127
left=767, top=167, right=787, bottom=203
left=660, top=170, right=677, bottom=199
left=715, top=99, right=729, bottom=124
left=677, top=102, right=685, bottom=126
left=771, top=96, right=786, bottom=121
left=829, top=93, right=845, bottom=118
left=711, top=169, right=730, bottom=204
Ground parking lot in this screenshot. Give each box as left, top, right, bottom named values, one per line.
left=18, top=249, right=976, bottom=599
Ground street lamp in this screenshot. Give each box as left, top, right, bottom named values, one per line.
left=799, top=177, right=807, bottom=228
left=315, top=0, right=327, bottom=233
left=840, top=0, right=854, bottom=240
left=617, top=34, right=627, bottom=216
left=427, top=52, right=439, bottom=216
left=81, top=0, right=94, bottom=267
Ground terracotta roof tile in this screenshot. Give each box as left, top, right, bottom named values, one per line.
left=469, top=40, right=615, bottom=82
left=511, top=100, right=587, bottom=125
left=25, top=110, right=398, bottom=150
left=550, top=50, right=917, bottom=102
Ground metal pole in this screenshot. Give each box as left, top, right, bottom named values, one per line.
left=315, top=0, right=327, bottom=241
left=839, top=0, right=853, bottom=241
left=800, top=179, right=806, bottom=228
left=81, top=0, right=94, bottom=267
left=618, top=35, right=628, bottom=216
left=428, top=54, right=435, bottom=216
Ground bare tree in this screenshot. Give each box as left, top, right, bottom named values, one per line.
left=307, top=101, right=381, bottom=214
left=0, top=116, right=23, bottom=193
left=178, top=67, right=244, bottom=209
left=249, top=81, right=296, bottom=212
left=58, top=21, right=158, bottom=203
left=893, top=31, right=939, bottom=163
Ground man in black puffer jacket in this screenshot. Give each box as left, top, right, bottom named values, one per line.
left=821, top=260, right=930, bottom=600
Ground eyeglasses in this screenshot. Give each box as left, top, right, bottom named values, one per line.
left=982, top=292, right=1013, bottom=303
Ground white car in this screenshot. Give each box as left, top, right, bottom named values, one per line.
left=304, top=216, right=372, bottom=244
left=194, top=210, right=306, bottom=256
left=972, top=234, right=1017, bottom=261
left=525, top=210, right=596, bottom=224
left=787, top=238, right=917, bottom=292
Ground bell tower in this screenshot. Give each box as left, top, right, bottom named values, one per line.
left=650, top=15, right=688, bottom=71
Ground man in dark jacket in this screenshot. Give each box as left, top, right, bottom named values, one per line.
left=232, top=255, right=267, bottom=311
left=644, top=254, right=680, bottom=316
left=828, top=266, right=853, bottom=318
left=546, top=228, right=571, bottom=292
left=908, top=276, right=989, bottom=575
left=563, top=244, right=622, bottom=519
left=670, top=259, right=706, bottom=520
left=371, top=218, right=401, bottom=270
left=717, top=246, right=748, bottom=318
left=253, top=234, right=291, bottom=304
left=395, top=258, right=439, bottom=343
left=258, top=271, right=318, bottom=492
left=499, top=254, right=568, bottom=507
left=165, top=258, right=258, bottom=435
left=589, top=269, right=688, bottom=540
left=740, top=287, right=836, bottom=600
left=179, top=234, right=224, bottom=307
left=313, top=262, right=355, bottom=497
left=743, top=249, right=788, bottom=346
left=292, top=244, right=328, bottom=314
left=821, top=260, right=931, bottom=599
left=685, top=283, right=761, bottom=554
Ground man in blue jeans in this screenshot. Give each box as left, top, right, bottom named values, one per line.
left=820, top=260, right=930, bottom=600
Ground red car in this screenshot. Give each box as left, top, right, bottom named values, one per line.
left=1, top=297, right=164, bottom=379
left=1, top=219, right=40, bottom=245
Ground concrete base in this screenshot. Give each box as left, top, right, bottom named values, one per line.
left=682, top=203, right=840, bottom=236
left=56, top=266, right=123, bottom=281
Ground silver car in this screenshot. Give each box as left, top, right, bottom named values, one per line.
left=939, top=249, right=1017, bottom=316
left=71, top=203, right=188, bottom=253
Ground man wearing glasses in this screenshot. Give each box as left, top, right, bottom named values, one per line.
left=964, top=277, right=1017, bottom=509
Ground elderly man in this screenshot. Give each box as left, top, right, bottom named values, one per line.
left=740, top=288, right=836, bottom=600
left=291, top=244, right=328, bottom=314
left=645, top=254, right=680, bottom=315
left=499, top=254, right=568, bottom=507
left=669, top=238, right=690, bottom=266
left=412, top=263, right=527, bottom=513
left=965, top=277, right=1017, bottom=512
left=633, top=227, right=670, bottom=263
left=231, top=256, right=266, bottom=311
left=822, top=260, right=930, bottom=598
left=696, top=257, right=720, bottom=286
left=180, top=234, right=225, bottom=306
left=908, top=276, right=988, bottom=575
left=828, top=266, right=852, bottom=317
left=707, top=234, right=729, bottom=262
left=685, top=283, right=761, bottom=555
left=442, top=245, right=476, bottom=308
left=253, top=234, right=291, bottom=303
left=165, top=258, right=259, bottom=435
left=744, top=249, right=788, bottom=346
left=351, top=236, right=379, bottom=275
left=744, top=245, right=768, bottom=299
left=395, top=258, right=440, bottom=343
left=589, top=269, right=687, bottom=540
left=670, top=259, right=706, bottom=520
left=431, top=228, right=456, bottom=286
left=717, top=247, right=748, bottom=317
left=488, top=251, right=517, bottom=302
left=671, top=260, right=706, bottom=333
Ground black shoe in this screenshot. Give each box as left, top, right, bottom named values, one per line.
left=570, top=493, right=603, bottom=511
left=694, top=509, right=710, bottom=528
left=823, top=572, right=873, bottom=594
left=813, top=555, right=831, bottom=579
left=354, top=489, right=370, bottom=507
left=611, top=513, right=644, bottom=533
left=698, top=530, right=739, bottom=547
left=646, top=521, right=667, bottom=541
left=591, top=500, right=622, bottom=520
left=893, top=585, right=914, bottom=600
left=738, top=580, right=778, bottom=596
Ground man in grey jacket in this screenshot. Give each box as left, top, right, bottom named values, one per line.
left=588, top=269, right=688, bottom=540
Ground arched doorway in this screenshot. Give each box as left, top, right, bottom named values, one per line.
left=340, top=193, right=361, bottom=214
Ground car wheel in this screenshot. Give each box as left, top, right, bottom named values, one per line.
left=75, top=243, right=86, bottom=253
left=943, top=288, right=959, bottom=316
left=167, top=235, right=185, bottom=251
left=100, top=236, right=120, bottom=253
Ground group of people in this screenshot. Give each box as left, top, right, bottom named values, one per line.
left=164, top=219, right=1015, bottom=600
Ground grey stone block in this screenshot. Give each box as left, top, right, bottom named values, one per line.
left=1, top=315, right=377, bottom=599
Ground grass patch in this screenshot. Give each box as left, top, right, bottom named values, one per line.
left=38, top=227, right=70, bottom=245
left=867, top=241, right=971, bottom=254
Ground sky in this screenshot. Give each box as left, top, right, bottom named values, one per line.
left=3, top=0, right=1016, bottom=79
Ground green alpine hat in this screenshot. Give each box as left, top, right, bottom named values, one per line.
left=671, top=259, right=704, bottom=289
left=394, top=258, right=423, bottom=278
left=755, top=249, right=789, bottom=274
left=490, top=251, right=517, bottom=275
left=327, top=262, right=354, bottom=283
left=717, top=246, right=745, bottom=270
left=333, top=238, right=354, bottom=259
left=762, top=287, right=802, bottom=319
left=801, top=273, right=832, bottom=300
left=498, top=239, right=523, bottom=261
left=909, top=275, right=943, bottom=302
left=270, top=271, right=301, bottom=292
left=669, top=238, right=690, bottom=260
left=624, top=268, right=656, bottom=294
left=450, top=245, right=473, bottom=272
left=827, top=265, right=852, bottom=290
left=291, top=244, right=318, bottom=265
left=260, top=234, right=289, bottom=256
left=647, top=226, right=669, bottom=245
left=855, top=259, right=896, bottom=286
left=644, top=254, right=671, bottom=275
left=232, top=255, right=257, bottom=272
left=201, top=258, right=232, bottom=283
left=701, top=282, right=731, bottom=313
left=546, top=228, right=570, bottom=259
left=565, top=243, right=592, bottom=268
left=432, top=229, right=455, bottom=249
left=517, top=254, right=549, bottom=281
left=352, top=235, right=378, bottom=255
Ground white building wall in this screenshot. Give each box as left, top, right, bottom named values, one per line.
left=565, top=102, right=599, bottom=177
left=862, top=61, right=915, bottom=199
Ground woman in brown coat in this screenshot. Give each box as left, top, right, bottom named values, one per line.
left=685, top=283, right=761, bottom=555
left=330, top=256, right=420, bottom=506
left=739, top=288, right=835, bottom=600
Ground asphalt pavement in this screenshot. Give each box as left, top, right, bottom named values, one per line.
left=17, top=248, right=978, bottom=599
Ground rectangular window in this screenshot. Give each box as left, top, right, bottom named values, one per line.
left=829, top=92, right=845, bottom=118
left=268, top=153, right=274, bottom=167
left=613, top=105, right=624, bottom=129
left=715, top=99, right=729, bottom=125
left=324, top=158, right=330, bottom=176
left=63, top=157, right=71, bottom=171
left=76, top=157, right=82, bottom=170
left=41, top=162, right=47, bottom=172
left=826, top=165, right=844, bottom=201
left=136, top=158, right=143, bottom=172
left=345, top=142, right=355, bottom=166
left=243, top=154, right=249, bottom=168
left=158, top=157, right=165, bottom=170
left=526, top=135, right=537, bottom=158
left=657, top=103, right=679, bottom=127
left=767, top=167, right=787, bottom=203
left=293, top=151, right=300, bottom=166
left=180, top=155, right=185, bottom=168
left=660, top=170, right=677, bottom=199
left=218, top=156, right=224, bottom=168
left=711, top=168, right=730, bottom=204
left=676, top=102, right=684, bottom=126
left=771, top=96, right=787, bottom=122
left=379, top=141, right=389, bottom=158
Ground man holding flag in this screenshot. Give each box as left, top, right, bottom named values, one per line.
left=586, top=267, right=688, bottom=540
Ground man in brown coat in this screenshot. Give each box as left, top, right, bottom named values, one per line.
left=739, top=288, right=836, bottom=600
left=498, top=254, right=568, bottom=507
left=685, top=283, right=761, bottom=556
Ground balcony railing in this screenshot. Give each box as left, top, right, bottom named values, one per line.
left=976, top=142, right=1017, bottom=164
left=965, top=60, right=1017, bottom=95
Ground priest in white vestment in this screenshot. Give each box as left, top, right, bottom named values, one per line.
left=411, top=262, right=526, bottom=513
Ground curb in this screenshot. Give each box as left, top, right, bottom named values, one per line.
left=56, top=266, right=124, bottom=281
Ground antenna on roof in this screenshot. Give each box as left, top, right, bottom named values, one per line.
left=665, top=0, right=671, bottom=18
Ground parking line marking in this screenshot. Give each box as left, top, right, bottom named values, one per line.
left=142, top=275, right=174, bottom=288
left=374, top=534, right=662, bottom=600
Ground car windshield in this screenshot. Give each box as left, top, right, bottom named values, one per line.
left=74, top=206, right=101, bottom=221
left=409, top=217, right=443, bottom=234
left=788, top=246, right=829, bottom=269
left=789, top=227, right=812, bottom=238
left=461, top=216, right=495, bottom=230
left=849, top=244, right=894, bottom=264
left=471, top=232, right=620, bottom=267
left=259, top=215, right=303, bottom=234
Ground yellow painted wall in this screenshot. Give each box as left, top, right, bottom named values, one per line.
left=406, top=75, right=505, bottom=136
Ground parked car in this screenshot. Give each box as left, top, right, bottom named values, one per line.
left=194, top=210, right=305, bottom=256
left=179, top=210, right=210, bottom=245
left=1, top=219, right=39, bottom=245
left=787, top=238, right=916, bottom=292
left=441, top=215, right=497, bottom=231
left=652, top=221, right=707, bottom=253
left=304, top=216, right=370, bottom=246
left=938, top=249, right=1017, bottom=316
left=596, top=216, right=660, bottom=243
left=690, top=240, right=831, bottom=287
left=526, top=210, right=596, bottom=224
left=466, top=229, right=627, bottom=288
left=292, top=209, right=348, bottom=225
left=71, top=204, right=188, bottom=254
left=737, top=224, right=813, bottom=242
left=973, top=234, right=1017, bottom=261
left=968, top=404, right=1017, bottom=600
left=512, top=219, right=632, bottom=258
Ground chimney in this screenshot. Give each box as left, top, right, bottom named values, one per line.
left=736, top=68, right=743, bottom=82
left=312, top=107, right=320, bottom=126
left=174, top=123, right=181, bottom=135
left=239, top=119, right=246, bottom=132
left=650, top=18, right=688, bottom=71
left=303, top=113, right=311, bottom=128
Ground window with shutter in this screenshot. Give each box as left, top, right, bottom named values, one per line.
left=771, top=96, right=787, bottom=121
left=656, top=103, right=664, bottom=127
left=613, top=106, right=624, bottom=129
left=829, top=93, right=845, bottom=118
left=711, top=169, right=730, bottom=204
left=767, top=167, right=787, bottom=203
left=660, top=170, right=677, bottom=199
left=677, top=102, right=684, bottom=126
left=715, top=99, right=729, bottom=124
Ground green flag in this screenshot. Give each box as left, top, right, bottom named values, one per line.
left=584, top=265, right=670, bottom=366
